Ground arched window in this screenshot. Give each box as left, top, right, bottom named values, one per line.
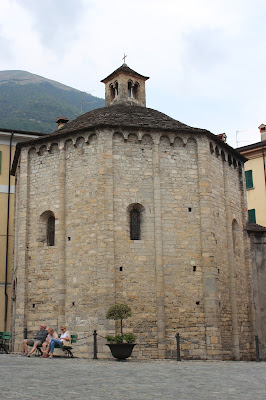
left=128, top=80, right=133, bottom=97
left=128, top=81, right=139, bottom=99
left=115, top=81, right=118, bottom=97
left=39, top=211, right=55, bottom=246
left=132, top=82, right=139, bottom=99
left=47, top=215, right=55, bottom=246
left=110, top=84, right=115, bottom=100
left=130, top=208, right=141, bottom=240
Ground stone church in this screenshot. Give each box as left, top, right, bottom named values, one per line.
left=11, top=64, right=255, bottom=360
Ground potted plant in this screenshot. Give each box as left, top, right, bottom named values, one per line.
left=106, top=303, right=136, bottom=360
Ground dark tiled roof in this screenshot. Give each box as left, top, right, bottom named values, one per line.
left=50, top=104, right=204, bottom=136
left=246, top=223, right=266, bottom=232
left=237, top=140, right=266, bottom=152
left=101, top=64, right=149, bottom=83
left=11, top=104, right=247, bottom=175
left=0, top=127, right=46, bottom=136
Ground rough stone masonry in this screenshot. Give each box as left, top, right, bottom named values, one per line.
left=11, top=64, right=255, bottom=360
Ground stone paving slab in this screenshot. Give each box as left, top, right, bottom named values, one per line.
left=0, top=355, right=265, bottom=400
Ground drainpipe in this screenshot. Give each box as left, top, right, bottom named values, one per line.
left=4, top=132, right=13, bottom=332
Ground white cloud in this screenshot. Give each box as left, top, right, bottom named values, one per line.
left=0, top=0, right=265, bottom=146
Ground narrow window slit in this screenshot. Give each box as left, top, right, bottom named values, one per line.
left=47, top=215, right=55, bottom=246
left=130, top=208, right=141, bottom=240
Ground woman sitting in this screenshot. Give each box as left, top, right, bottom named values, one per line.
left=41, top=328, right=58, bottom=356
left=45, top=325, right=71, bottom=358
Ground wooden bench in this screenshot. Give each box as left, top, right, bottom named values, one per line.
left=0, top=332, right=12, bottom=354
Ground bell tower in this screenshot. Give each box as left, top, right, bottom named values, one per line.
left=101, top=63, right=149, bottom=107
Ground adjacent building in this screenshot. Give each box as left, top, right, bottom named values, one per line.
left=237, top=126, right=266, bottom=227
left=0, top=128, right=45, bottom=332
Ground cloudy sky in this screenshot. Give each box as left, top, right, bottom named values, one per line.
left=0, top=0, right=265, bottom=147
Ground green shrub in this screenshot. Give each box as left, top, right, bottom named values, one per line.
left=105, top=335, right=115, bottom=343
left=105, top=333, right=136, bottom=344
left=123, top=333, right=136, bottom=343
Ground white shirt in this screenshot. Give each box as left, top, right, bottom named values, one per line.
left=59, top=331, right=70, bottom=342
left=47, top=332, right=58, bottom=341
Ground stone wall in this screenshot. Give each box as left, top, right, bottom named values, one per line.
left=12, top=129, right=255, bottom=360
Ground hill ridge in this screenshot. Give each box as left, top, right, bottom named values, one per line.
left=0, top=70, right=105, bottom=133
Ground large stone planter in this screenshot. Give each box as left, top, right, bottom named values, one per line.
left=107, top=343, right=136, bottom=360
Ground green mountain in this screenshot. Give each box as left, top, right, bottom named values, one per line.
left=0, top=70, right=105, bottom=133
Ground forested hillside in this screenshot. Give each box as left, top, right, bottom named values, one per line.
left=0, top=70, right=105, bottom=133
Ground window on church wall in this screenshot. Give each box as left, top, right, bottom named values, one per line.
left=47, top=215, right=55, bottom=246
left=128, top=81, right=139, bottom=99
left=110, top=84, right=115, bottom=101
left=128, top=204, right=144, bottom=240
left=130, top=209, right=140, bottom=240
left=39, top=211, right=55, bottom=246
left=115, top=81, right=118, bottom=97
left=133, top=83, right=139, bottom=99
left=128, top=81, right=133, bottom=97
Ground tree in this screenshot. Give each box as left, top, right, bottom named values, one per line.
left=106, top=304, right=132, bottom=335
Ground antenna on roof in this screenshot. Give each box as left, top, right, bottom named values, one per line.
left=236, top=130, right=248, bottom=147
left=76, top=91, right=97, bottom=116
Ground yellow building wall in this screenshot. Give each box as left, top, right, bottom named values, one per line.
left=0, top=143, right=15, bottom=332
left=245, top=155, right=266, bottom=227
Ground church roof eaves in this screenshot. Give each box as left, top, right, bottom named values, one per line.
left=101, top=64, right=149, bottom=83
left=11, top=104, right=247, bottom=174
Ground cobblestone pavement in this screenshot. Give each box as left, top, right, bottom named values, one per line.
left=0, top=354, right=265, bottom=400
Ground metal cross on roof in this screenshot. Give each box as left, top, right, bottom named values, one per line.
left=122, top=53, right=127, bottom=64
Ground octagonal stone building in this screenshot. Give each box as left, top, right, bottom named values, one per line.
left=11, top=64, right=255, bottom=360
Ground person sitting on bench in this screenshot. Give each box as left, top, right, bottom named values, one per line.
left=41, top=327, right=58, bottom=356
left=44, top=325, right=70, bottom=359
left=23, top=324, right=48, bottom=357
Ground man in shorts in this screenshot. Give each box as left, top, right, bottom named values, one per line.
left=23, top=324, right=48, bottom=357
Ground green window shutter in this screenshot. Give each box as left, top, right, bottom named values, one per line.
left=0, top=151, right=1, bottom=174
left=245, top=170, right=253, bottom=189
left=248, top=209, right=256, bottom=224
